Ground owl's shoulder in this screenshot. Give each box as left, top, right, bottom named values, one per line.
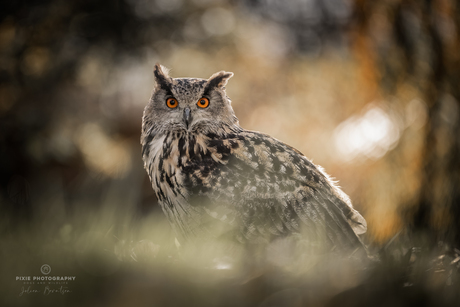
left=203, top=130, right=324, bottom=186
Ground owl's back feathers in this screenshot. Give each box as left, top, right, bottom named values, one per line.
left=143, top=127, right=366, bottom=252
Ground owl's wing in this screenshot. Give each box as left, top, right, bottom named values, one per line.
left=182, top=130, right=367, bottom=251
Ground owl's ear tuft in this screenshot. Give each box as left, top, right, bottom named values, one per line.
left=153, top=63, right=172, bottom=89
left=206, top=71, right=234, bottom=90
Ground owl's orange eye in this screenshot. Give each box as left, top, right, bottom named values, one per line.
left=166, top=98, right=178, bottom=108
left=197, top=98, right=209, bottom=108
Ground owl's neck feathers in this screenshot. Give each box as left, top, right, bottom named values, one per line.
left=142, top=120, right=242, bottom=165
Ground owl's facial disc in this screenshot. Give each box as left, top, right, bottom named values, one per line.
left=147, top=64, right=239, bottom=135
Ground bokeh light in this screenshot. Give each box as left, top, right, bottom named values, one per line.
left=334, top=103, right=401, bottom=162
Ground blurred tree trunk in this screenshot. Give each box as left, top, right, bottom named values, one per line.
left=353, top=0, right=460, bottom=245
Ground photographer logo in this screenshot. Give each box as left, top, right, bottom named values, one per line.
left=15, top=264, right=76, bottom=296
left=40, top=264, right=51, bottom=275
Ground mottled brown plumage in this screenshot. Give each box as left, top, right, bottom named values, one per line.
left=141, top=64, right=367, bottom=253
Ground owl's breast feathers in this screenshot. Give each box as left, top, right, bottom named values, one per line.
left=142, top=129, right=367, bottom=251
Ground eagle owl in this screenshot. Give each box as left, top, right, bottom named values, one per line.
left=141, top=64, right=367, bottom=253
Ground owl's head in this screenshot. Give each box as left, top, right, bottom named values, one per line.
left=142, top=64, right=239, bottom=137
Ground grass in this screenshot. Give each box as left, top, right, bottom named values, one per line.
left=1, top=177, right=459, bottom=307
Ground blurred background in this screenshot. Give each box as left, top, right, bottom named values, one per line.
left=1, top=0, right=459, bottom=306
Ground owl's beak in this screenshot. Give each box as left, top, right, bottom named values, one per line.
left=183, top=107, right=192, bottom=129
